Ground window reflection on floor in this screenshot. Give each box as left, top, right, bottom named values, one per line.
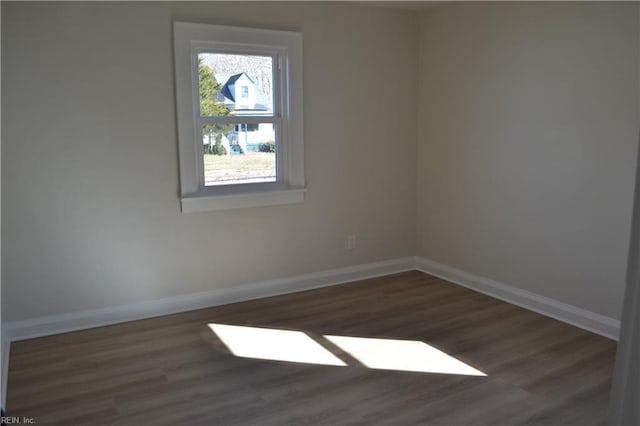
left=208, top=323, right=346, bottom=366
left=208, top=323, right=486, bottom=376
left=325, top=335, right=486, bottom=376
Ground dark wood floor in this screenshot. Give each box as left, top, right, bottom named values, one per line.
left=6, top=271, right=617, bottom=425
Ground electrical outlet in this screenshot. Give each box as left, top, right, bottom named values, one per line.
left=346, top=235, right=357, bottom=251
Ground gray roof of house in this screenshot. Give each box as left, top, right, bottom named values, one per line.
left=216, top=72, right=270, bottom=112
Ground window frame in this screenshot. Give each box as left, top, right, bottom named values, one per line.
left=173, top=22, right=305, bottom=213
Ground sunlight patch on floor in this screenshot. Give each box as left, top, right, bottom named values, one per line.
left=208, top=323, right=486, bottom=376
left=324, top=335, right=486, bottom=376
left=208, top=323, right=346, bottom=366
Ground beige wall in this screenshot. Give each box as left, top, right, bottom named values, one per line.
left=417, top=2, right=639, bottom=319
left=1, top=2, right=418, bottom=321
left=2, top=1, right=638, bottom=325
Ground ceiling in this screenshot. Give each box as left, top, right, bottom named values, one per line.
left=353, top=1, right=442, bottom=11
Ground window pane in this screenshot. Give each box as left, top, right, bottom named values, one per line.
left=198, top=53, right=274, bottom=117
left=203, top=123, right=276, bottom=186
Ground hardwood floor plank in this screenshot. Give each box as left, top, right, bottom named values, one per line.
left=6, top=271, right=617, bottom=425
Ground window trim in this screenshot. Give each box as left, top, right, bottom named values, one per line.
left=173, top=22, right=304, bottom=212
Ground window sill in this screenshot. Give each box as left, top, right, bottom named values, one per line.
left=181, top=187, right=306, bottom=213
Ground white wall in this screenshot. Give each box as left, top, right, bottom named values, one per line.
left=1, top=2, right=418, bottom=321
left=3, top=1, right=638, bottom=328
left=417, top=2, right=639, bottom=319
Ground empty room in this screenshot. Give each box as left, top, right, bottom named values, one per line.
left=1, top=1, right=639, bottom=425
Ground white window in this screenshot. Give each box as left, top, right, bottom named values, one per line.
left=173, top=23, right=305, bottom=212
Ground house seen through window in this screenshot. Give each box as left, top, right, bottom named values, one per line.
left=174, top=22, right=304, bottom=212
left=198, top=53, right=276, bottom=186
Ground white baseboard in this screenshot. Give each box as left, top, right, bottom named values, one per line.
left=414, top=257, right=620, bottom=340
left=3, top=257, right=415, bottom=343
left=4, top=256, right=621, bottom=343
